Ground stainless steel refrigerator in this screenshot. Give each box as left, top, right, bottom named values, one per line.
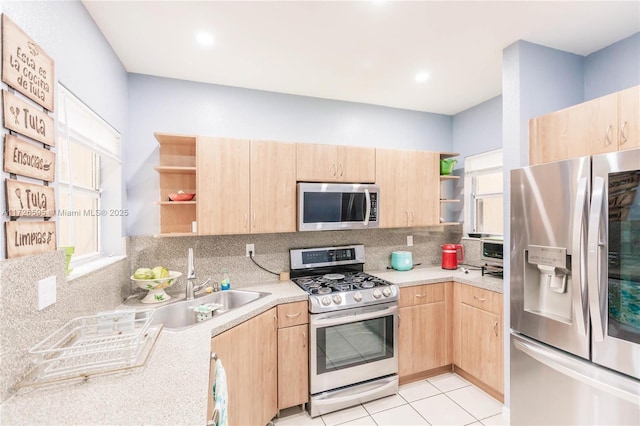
left=510, top=149, right=640, bottom=425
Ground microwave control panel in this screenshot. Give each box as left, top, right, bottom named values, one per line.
left=369, top=193, right=378, bottom=221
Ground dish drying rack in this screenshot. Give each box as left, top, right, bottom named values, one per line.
left=18, top=310, right=162, bottom=388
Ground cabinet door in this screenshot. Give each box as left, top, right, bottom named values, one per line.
left=458, top=303, right=503, bottom=393
left=338, top=145, right=376, bottom=183
left=618, top=85, right=640, bottom=150
left=582, top=93, right=619, bottom=155
left=296, top=143, right=338, bottom=182
left=250, top=140, right=297, bottom=233
left=529, top=106, right=586, bottom=165
left=399, top=303, right=449, bottom=378
left=408, top=151, right=439, bottom=227
left=278, top=324, right=309, bottom=410
left=197, top=137, right=250, bottom=235
left=375, top=148, right=409, bottom=228
left=209, top=308, right=277, bottom=426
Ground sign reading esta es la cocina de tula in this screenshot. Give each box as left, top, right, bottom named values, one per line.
left=1, top=14, right=54, bottom=112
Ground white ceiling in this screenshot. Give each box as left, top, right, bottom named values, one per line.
left=82, top=1, right=640, bottom=115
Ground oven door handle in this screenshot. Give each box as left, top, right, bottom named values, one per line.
left=312, top=304, right=398, bottom=328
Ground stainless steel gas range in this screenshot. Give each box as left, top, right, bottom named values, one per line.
left=290, top=244, right=399, bottom=418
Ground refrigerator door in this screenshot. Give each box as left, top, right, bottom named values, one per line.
left=590, top=149, right=640, bottom=380
left=511, top=333, right=640, bottom=425
left=511, top=157, right=590, bottom=358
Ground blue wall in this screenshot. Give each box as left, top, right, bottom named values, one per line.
left=126, top=74, right=453, bottom=236
left=452, top=95, right=503, bottom=163
left=585, top=32, right=640, bottom=100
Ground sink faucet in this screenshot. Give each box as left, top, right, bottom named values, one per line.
left=185, top=248, right=211, bottom=300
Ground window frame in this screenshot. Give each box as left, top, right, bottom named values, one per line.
left=463, top=149, right=504, bottom=237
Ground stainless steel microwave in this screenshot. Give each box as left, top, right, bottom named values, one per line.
left=297, top=183, right=380, bottom=231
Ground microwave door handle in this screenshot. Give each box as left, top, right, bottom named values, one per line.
left=363, top=189, right=371, bottom=226
left=587, top=176, right=606, bottom=342
left=571, top=176, right=589, bottom=337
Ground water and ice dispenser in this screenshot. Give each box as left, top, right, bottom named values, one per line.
left=523, top=245, right=573, bottom=324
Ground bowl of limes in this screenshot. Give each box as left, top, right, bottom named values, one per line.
left=131, top=266, right=182, bottom=303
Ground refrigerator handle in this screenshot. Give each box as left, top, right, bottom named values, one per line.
left=571, top=177, right=589, bottom=337
left=513, top=336, right=640, bottom=405
left=587, top=176, right=607, bottom=342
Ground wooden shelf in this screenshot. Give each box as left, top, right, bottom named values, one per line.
left=154, top=166, right=196, bottom=174
left=440, top=199, right=460, bottom=203
left=440, top=222, right=460, bottom=226
left=439, top=152, right=459, bottom=159
left=156, top=201, right=197, bottom=205
left=440, top=175, right=459, bottom=180
left=154, top=132, right=197, bottom=146
left=153, top=232, right=197, bottom=238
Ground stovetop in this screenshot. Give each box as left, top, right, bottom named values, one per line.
left=290, top=244, right=399, bottom=313
left=293, top=271, right=393, bottom=295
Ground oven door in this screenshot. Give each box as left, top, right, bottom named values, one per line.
left=309, top=302, right=398, bottom=394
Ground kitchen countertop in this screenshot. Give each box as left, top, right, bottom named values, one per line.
left=1, top=266, right=502, bottom=425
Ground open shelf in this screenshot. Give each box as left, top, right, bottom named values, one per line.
left=155, top=201, right=197, bottom=205
left=153, top=232, right=197, bottom=238
left=440, top=199, right=460, bottom=203
left=440, top=222, right=461, bottom=226
left=439, top=152, right=459, bottom=159
left=440, top=175, right=460, bottom=181
left=154, top=166, right=196, bottom=174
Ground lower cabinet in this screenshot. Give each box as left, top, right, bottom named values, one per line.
left=398, top=282, right=452, bottom=382
left=277, top=301, right=309, bottom=411
left=453, top=282, right=504, bottom=400
left=208, top=308, right=278, bottom=426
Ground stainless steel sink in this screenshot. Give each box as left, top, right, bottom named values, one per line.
left=150, top=289, right=270, bottom=331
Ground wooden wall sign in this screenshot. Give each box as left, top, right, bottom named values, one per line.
left=2, top=90, right=55, bottom=146
left=3, top=134, right=55, bottom=181
left=1, top=14, right=54, bottom=112
left=5, top=220, right=56, bottom=259
left=6, top=179, right=55, bottom=217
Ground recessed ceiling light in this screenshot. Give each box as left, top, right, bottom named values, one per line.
left=196, top=32, right=215, bottom=47
left=415, top=72, right=430, bottom=83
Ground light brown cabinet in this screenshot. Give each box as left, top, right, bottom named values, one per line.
left=376, top=149, right=439, bottom=228
left=398, top=282, right=452, bottom=383
left=154, top=133, right=197, bottom=236
left=277, top=301, right=309, bottom=411
left=452, top=283, right=503, bottom=401
left=196, top=137, right=296, bottom=235
left=208, top=307, right=278, bottom=426
left=530, top=85, right=640, bottom=165
left=296, top=143, right=376, bottom=183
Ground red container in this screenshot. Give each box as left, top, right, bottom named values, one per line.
left=442, top=244, right=464, bottom=270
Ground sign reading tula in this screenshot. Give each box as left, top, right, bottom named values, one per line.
left=2, top=90, right=55, bottom=146
left=1, top=14, right=55, bottom=111
left=5, top=220, right=56, bottom=259
left=6, top=179, right=56, bottom=217
left=3, top=134, right=55, bottom=181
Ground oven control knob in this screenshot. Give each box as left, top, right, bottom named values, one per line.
left=321, top=296, right=332, bottom=306
left=333, top=295, right=342, bottom=304
left=373, top=289, right=382, bottom=299
left=382, top=287, right=392, bottom=297
left=353, top=292, right=363, bottom=302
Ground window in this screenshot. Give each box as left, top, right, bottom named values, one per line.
left=464, top=149, right=503, bottom=236
left=57, top=85, right=124, bottom=269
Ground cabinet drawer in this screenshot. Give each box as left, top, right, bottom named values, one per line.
left=458, top=284, right=502, bottom=315
left=277, top=301, right=309, bottom=328
left=399, top=283, right=446, bottom=308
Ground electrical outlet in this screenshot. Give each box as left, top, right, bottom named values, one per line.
left=407, top=235, right=413, bottom=247
left=246, top=244, right=255, bottom=257
left=38, top=276, right=56, bottom=310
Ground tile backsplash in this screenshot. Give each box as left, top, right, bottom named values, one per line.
left=128, top=225, right=463, bottom=295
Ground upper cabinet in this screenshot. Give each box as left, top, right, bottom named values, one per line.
left=296, top=143, right=376, bottom=183
left=530, top=85, right=639, bottom=165
left=196, top=137, right=296, bottom=235
left=376, top=148, right=439, bottom=228
left=154, top=133, right=197, bottom=236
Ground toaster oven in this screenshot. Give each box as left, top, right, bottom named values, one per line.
left=481, top=238, right=503, bottom=266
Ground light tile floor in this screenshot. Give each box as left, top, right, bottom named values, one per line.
left=274, top=373, right=509, bottom=426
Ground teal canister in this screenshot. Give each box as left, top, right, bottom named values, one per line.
left=391, top=251, right=413, bottom=271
